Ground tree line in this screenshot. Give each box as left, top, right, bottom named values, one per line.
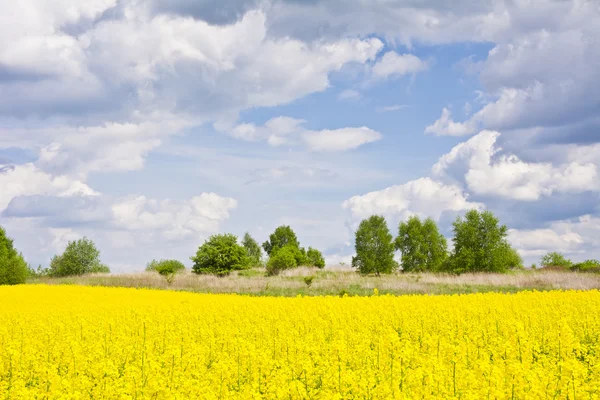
left=2, top=208, right=599, bottom=285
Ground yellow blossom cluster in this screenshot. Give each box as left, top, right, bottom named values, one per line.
left=1, top=285, right=599, bottom=399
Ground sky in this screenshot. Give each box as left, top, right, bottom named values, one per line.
left=1, top=0, right=599, bottom=271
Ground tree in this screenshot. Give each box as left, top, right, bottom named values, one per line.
left=540, top=252, right=573, bottom=268
left=266, top=246, right=297, bottom=276
left=48, top=237, right=110, bottom=277
left=306, top=247, right=325, bottom=268
left=396, top=216, right=447, bottom=272
left=262, top=226, right=300, bottom=256
left=146, top=259, right=186, bottom=273
left=146, top=259, right=186, bottom=284
left=191, top=234, right=250, bottom=276
left=351, top=215, right=397, bottom=275
left=0, top=225, right=28, bottom=285
left=446, top=209, right=521, bottom=274
left=242, top=233, right=263, bottom=266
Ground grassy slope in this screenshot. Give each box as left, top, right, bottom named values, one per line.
left=28, top=267, right=600, bottom=296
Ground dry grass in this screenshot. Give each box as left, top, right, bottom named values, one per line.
left=29, top=267, right=600, bottom=296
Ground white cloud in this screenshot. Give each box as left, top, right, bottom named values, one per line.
left=425, top=107, right=478, bottom=136
left=342, top=177, right=482, bottom=221
left=371, top=51, right=428, bottom=79
left=433, top=130, right=599, bottom=201
left=111, top=193, right=238, bottom=240
left=219, top=117, right=382, bottom=152
left=337, top=89, right=361, bottom=101
left=376, top=104, right=409, bottom=113
left=508, top=228, right=584, bottom=258
left=303, top=127, right=381, bottom=152
left=0, top=163, right=98, bottom=211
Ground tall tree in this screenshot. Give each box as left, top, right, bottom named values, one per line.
left=447, top=209, right=521, bottom=273
left=49, top=237, right=109, bottom=277
left=352, top=215, right=397, bottom=275
left=262, top=226, right=300, bottom=256
left=0, top=225, right=28, bottom=285
left=396, top=216, right=447, bottom=272
left=242, top=233, right=262, bottom=266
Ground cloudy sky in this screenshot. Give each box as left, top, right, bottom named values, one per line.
left=1, top=0, right=599, bottom=271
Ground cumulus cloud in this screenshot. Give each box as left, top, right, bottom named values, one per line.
left=433, top=131, right=599, bottom=201
left=0, top=163, right=98, bottom=211
left=303, top=127, right=381, bottom=152
left=218, top=117, right=382, bottom=151
left=342, top=177, right=482, bottom=221
left=371, top=51, right=428, bottom=80
left=508, top=228, right=584, bottom=258
left=111, top=193, right=238, bottom=240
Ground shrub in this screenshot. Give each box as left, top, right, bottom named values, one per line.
left=396, top=216, right=447, bottom=272
left=262, top=226, right=300, bottom=256
left=191, top=234, right=250, bottom=276
left=306, top=247, right=325, bottom=268
left=0, top=225, right=28, bottom=285
left=242, top=233, right=263, bottom=267
left=146, top=259, right=186, bottom=274
left=266, top=246, right=297, bottom=276
left=303, top=275, right=315, bottom=287
left=571, top=259, right=600, bottom=273
left=352, top=215, right=397, bottom=275
left=540, top=252, right=573, bottom=268
left=48, top=237, right=109, bottom=277
left=445, top=210, right=520, bottom=274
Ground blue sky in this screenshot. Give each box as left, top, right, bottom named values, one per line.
left=1, top=0, right=599, bottom=271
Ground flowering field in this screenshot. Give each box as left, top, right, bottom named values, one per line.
left=1, top=286, right=599, bottom=399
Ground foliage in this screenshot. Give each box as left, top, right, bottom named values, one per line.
left=146, top=259, right=186, bottom=274
left=266, top=246, right=297, bottom=275
left=540, top=252, right=573, bottom=268
left=262, top=226, right=300, bottom=256
left=571, top=259, right=600, bottom=273
left=191, top=234, right=250, bottom=276
left=351, top=215, right=397, bottom=275
left=303, top=275, right=315, bottom=287
left=3, top=286, right=600, bottom=398
left=0, top=225, right=28, bottom=285
left=242, top=233, right=263, bottom=267
left=306, top=247, right=325, bottom=268
left=396, top=216, right=447, bottom=272
left=27, top=264, right=49, bottom=278
left=444, top=210, right=521, bottom=274
left=48, top=237, right=109, bottom=277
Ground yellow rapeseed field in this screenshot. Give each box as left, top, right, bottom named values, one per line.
left=1, top=286, right=599, bottom=399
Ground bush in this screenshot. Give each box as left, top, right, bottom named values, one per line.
left=266, top=246, right=297, bottom=276
left=446, top=210, right=520, bottom=274
left=146, top=259, right=186, bottom=274
left=306, top=247, right=325, bottom=268
left=396, top=216, right=447, bottom=272
left=48, top=237, right=109, bottom=277
left=571, top=259, right=600, bottom=273
left=540, top=252, right=573, bottom=268
left=191, top=234, right=250, bottom=276
left=352, top=215, right=397, bottom=275
left=0, top=225, right=28, bottom=285
left=262, top=226, right=300, bottom=256
left=242, top=233, right=263, bottom=267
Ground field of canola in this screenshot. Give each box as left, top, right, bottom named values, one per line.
left=1, top=286, right=599, bottom=399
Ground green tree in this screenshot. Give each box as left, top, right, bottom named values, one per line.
left=306, top=247, right=325, bottom=268
left=446, top=209, right=521, bottom=274
left=242, top=233, right=263, bottom=266
left=266, top=246, right=297, bottom=276
left=396, top=216, right=447, bottom=272
left=262, top=226, right=300, bottom=256
left=48, top=237, right=109, bottom=277
left=540, top=252, right=573, bottom=268
left=0, top=225, right=28, bottom=285
left=146, top=259, right=186, bottom=273
left=191, top=234, right=250, bottom=276
left=351, top=215, right=397, bottom=275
